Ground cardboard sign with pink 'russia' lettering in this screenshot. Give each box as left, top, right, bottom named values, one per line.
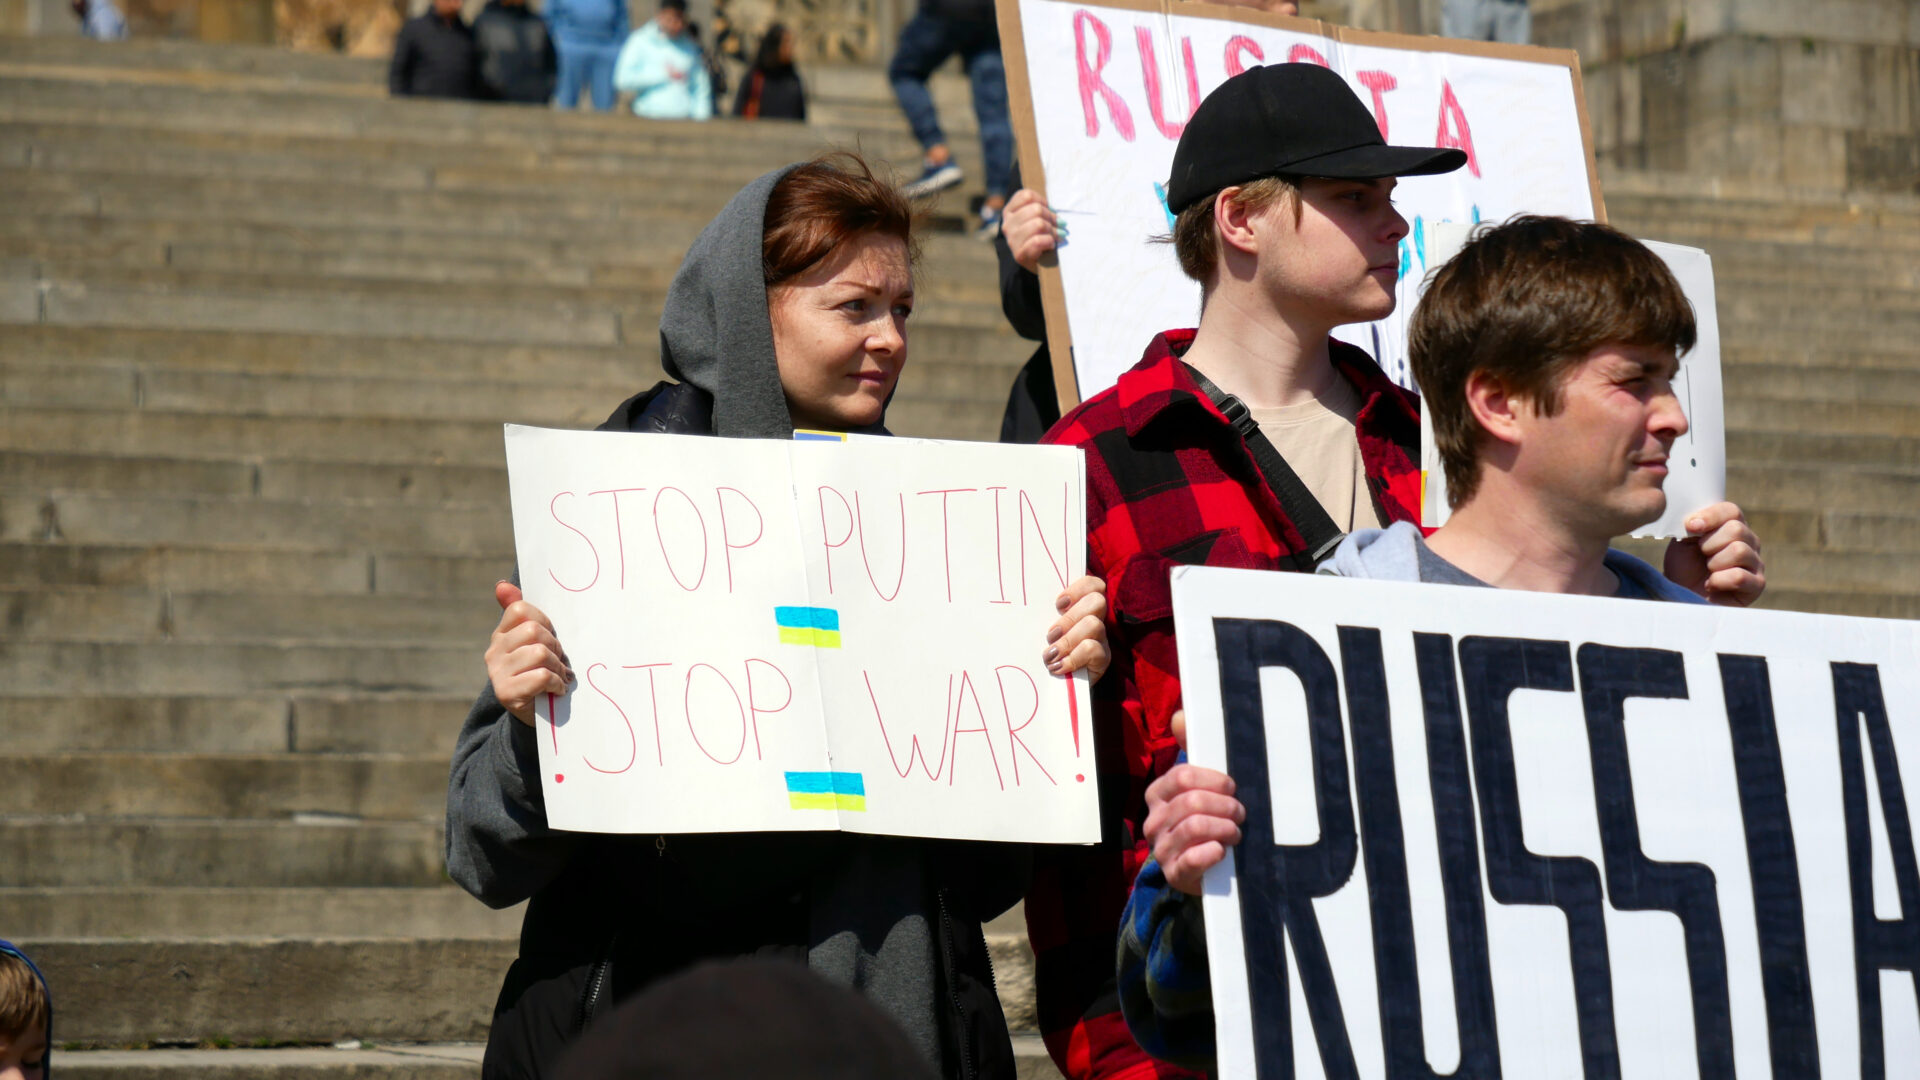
left=996, top=0, right=1604, bottom=407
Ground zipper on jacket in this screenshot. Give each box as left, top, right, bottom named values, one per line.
left=576, top=933, right=619, bottom=1033
left=936, top=888, right=976, bottom=1080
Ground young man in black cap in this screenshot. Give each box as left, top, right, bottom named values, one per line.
left=1026, top=62, right=1758, bottom=1079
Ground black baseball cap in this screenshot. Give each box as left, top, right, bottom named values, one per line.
left=1165, top=63, right=1468, bottom=215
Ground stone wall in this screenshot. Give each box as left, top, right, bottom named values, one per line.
left=1534, top=0, right=1919, bottom=190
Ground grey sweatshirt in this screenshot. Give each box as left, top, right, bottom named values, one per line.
left=445, top=165, right=968, bottom=1071
left=1318, top=520, right=1708, bottom=603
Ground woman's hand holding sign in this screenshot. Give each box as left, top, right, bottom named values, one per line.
left=1046, top=575, right=1110, bottom=683
left=1145, top=709, right=1246, bottom=896
left=487, top=581, right=574, bottom=727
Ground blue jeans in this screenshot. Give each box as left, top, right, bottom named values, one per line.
left=1442, top=0, right=1529, bottom=43
left=554, top=38, right=620, bottom=110
left=887, top=12, right=1013, bottom=199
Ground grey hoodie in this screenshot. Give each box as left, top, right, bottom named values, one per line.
left=447, top=165, right=1001, bottom=1076
left=1319, top=520, right=1707, bottom=603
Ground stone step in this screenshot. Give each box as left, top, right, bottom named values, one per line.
left=1727, top=398, right=1920, bottom=439
left=2, top=489, right=516, bottom=555
left=0, top=395, right=1007, bottom=469
left=1761, top=590, right=1920, bottom=621
left=0, top=37, right=387, bottom=85
left=1729, top=365, right=1920, bottom=406
left=1757, top=547, right=1920, bottom=599
left=58, top=1045, right=483, bottom=1080
left=0, top=540, right=497, bottom=599
left=0, top=752, right=447, bottom=820
left=51, top=1039, right=1065, bottom=1080
left=1606, top=213, right=1920, bottom=254
left=0, top=639, right=473, bottom=696
left=2, top=886, right=518, bottom=939
left=1722, top=345, right=1920, bottom=372
left=0, top=585, right=493, bottom=645
left=0, top=449, right=507, bottom=505
left=1726, top=463, right=1920, bottom=516
left=15, top=938, right=508, bottom=1044
left=1743, top=509, right=1920, bottom=554
left=1727, top=430, right=1920, bottom=470
left=0, top=694, right=474, bottom=754
left=0, top=818, right=445, bottom=887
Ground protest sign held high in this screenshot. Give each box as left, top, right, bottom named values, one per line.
left=504, top=425, right=1099, bottom=844
left=1174, top=566, right=1920, bottom=1079
left=997, top=0, right=1604, bottom=407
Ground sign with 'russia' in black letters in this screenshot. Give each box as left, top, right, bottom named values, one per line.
left=1172, top=566, right=1920, bottom=1079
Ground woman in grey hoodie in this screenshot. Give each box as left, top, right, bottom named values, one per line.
left=447, top=154, right=1109, bottom=1080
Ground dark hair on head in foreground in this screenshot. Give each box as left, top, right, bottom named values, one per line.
left=1410, top=214, right=1697, bottom=507
left=762, top=152, right=919, bottom=287
left=0, top=949, right=48, bottom=1041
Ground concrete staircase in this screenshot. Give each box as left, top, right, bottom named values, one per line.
left=1, top=33, right=1916, bottom=1077
left=0, top=35, right=1052, bottom=1077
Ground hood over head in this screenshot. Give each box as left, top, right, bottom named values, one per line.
left=659, top=166, right=801, bottom=439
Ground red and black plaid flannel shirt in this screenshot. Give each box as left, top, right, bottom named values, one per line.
left=1026, top=329, right=1422, bottom=1079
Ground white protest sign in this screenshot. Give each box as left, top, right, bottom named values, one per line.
left=504, top=425, right=1098, bottom=844
left=1172, top=565, right=1920, bottom=1079
left=1417, top=226, right=1728, bottom=537
left=999, top=0, right=1603, bottom=405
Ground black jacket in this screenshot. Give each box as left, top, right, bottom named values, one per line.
left=472, top=381, right=1026, bottom=1080
left=389, top=12, right=480, bottom=99
left=994, top=162, right=1061, bottom=444
left=732, top=66, right=806, bottom=120
left=473, top=0, right=557, bottom=104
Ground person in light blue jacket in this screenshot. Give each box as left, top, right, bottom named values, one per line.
left=612, top=0, right=711, bottom=121
left=547, top=0, right=627, bottom=110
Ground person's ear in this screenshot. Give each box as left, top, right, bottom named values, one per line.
left=1213, top=187, right=1262, bottom=259
left=1462, top=369, right=1525, bottom=449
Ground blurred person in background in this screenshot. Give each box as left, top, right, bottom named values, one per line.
left=70, top=0, right=127, bottom=39
left=474, top=0, right=558, bottom=104
left=547, top=0, right=627, bottom=109
left=389, top=0, right=480, bottom=99
left=613, top=0, right=712, bottom=121
left=887, top=0, right=1011, bottom=239
left=732, top=23, right=805, bottom=121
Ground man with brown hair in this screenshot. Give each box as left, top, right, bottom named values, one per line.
left=1118, top=216, right=1765, bottom=1071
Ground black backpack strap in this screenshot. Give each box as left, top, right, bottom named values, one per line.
left=1185, top=365, right=1346, bottom=571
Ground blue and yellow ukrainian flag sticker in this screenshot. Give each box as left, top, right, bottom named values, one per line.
left=786, top=771, right=866, bottom=812
left=792, top=429, right=848, bottom=442
left=775, top=606, right=841, bottom=648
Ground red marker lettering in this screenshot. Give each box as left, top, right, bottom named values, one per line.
left=744, top=657, right=792, bottom=762
left=855, top=491, right=907, bottom=602
left=1356, top=70, right=1397, bottom=139
left=684, top=662, right=747, bottom=765
left=586, top=487, right=646, bottom=588
left=546, top=491, right=600, bottom=592
left=916, top=488, right=976, bottom=603
left=987, top=486, right=1011, bottom=605
left=621, top=662, right=673, bottom=766
left=996, top=665, right=1055, bottom=787
left=867, top=670, right=953, bottom=781
left=583, top=663, right=637, bottom=774
left=1018, top=488, right=1069, bottom=605
left=715, top=486, right=764, bottom=594
left=948, top=670, right=1005, bottom=790
left=1435, top=79, right=1482, bottom=177
left=1073, top=10, right=1135, bottom=141
left=1224, top=35, right=1265, bottom=78
left=1287, top=44, right=1330, bottom=67
left=1135, top=27, right=1200, bottom=139
left=817, top=485, right=854, bottom=594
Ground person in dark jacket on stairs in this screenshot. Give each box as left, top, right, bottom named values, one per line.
left=732, top=23, right=805, bottom=120
left=447, top=153, right=1114, bottom=1080
left=474, top=0, right=558, bottom=104
left=389, top=0, right=480, bottom=100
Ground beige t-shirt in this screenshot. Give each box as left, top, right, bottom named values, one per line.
left=1248, top=375, right=1388, bottom=532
